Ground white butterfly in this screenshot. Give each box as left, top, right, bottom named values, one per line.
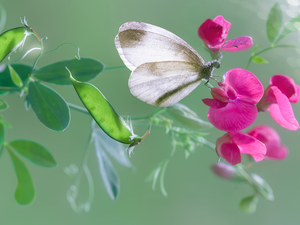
left=115, top=21, right=221, bottom=107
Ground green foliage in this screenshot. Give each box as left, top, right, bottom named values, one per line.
left=252, top=56, right=268, bottom=64
left=275, top=14, right=300, bottom=44
left=6, top=146, right=35, bottom=205
left=240, top=195, right=258, bottom=213
left=0, top=64, right=31, bottom=94
left=10, top=140, right=57, bottom=167
left=0, top=98, right=8, bottom=110
left=250, top=173, right=274, bottom=201
left=94, top=136, right=120, bottom=200
left=167, top=103, right=212, bottom=130
left=70, top=75, right=132, bottom=144
left=94, top=128, right=132, bottom=168
left=33, top=58, right=104, bottom=85
left=266, top=2, right=282, bottom=44
left=28, top=81, right=70, bottom=131
left=8, top=64, right=23, bottom=87
left=0, top=27, right=31, bottom=63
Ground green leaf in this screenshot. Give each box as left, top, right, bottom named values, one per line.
left=94, top=137, right=119, bottom=200
left=167, top=103, right=212, bottom=130
left=252, top=56, right=269, bottom=64
left=0, top=64, right=31, bottom=95
left=33, top=58, right=104, bottom=85
left=6, top=146, right=35, bottom=205
left=10, top=140, right=57, bottom=167
left=70, top=75, right=132, bottom=144
left=251, top=45, right=258, bottom=56
left=240, top=195, right=258, bottom=213
left=28, top=81, right=70, bottom=131
left=8, top=64, right=23, bottom=87
left=94, top=128, right=132, bottom=168
left=266, top=2, right=282, bottom=43
left=276, top=14, right=300, bottom=44
left=251, top=173, right=274, bottom=201
left=0, top=27, right=31, bottom=63
left=0, top=98, right=8, bottom=110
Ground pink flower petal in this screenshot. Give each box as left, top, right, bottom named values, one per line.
left=211, top=87, right=230, bottom=102
left=270, top=75, right=298, bottom=99
left=220, top=36, right=253, bottom=52
left=207, top=98, right=258, bottom=131
left=223, top=68, right=264, bottom=103
left=212, top=15, right=231, bottom=40
left=269, top=86, right=299, bottom=130
left=198, top=19, right=224, bottom=47
left=264, top=144, right=288, bottom=160
left=289, top=85, right=300, bottom=103
left=228, top=131, right=266, bottom=157
left=220, top=142, right=241, bottom=165
left=202, top=98, right=227, bottom=108
left=247, top=125, right=281, bottom=145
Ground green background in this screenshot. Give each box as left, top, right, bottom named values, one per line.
left=0, top=0, right=299, bottom=224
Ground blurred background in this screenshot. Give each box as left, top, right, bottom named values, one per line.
left=0, top=0, right=299, bottom=224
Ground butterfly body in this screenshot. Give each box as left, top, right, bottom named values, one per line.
left=115, top=22, right=221, bottom=107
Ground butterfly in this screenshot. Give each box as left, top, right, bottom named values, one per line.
left=115, top=21, right=221, bottom=107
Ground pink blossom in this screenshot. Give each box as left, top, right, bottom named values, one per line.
left=202, top=68, right=264, bottom=131
left=257, top=75, right=300, bottom=131
left=198, top=15, right=253, bottom=53
left=247, top=125, right=288, bottom=160
left=216, top=131, right=266, bottom=165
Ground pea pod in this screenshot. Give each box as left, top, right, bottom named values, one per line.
left=0, top=27, right=31, bottom=63
left=70, top=74, right=132, bottom=144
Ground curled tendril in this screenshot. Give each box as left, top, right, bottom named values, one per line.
left=8, top=47, right=41, bottom=63
left=66, top=165, right=94, bottom=213
left=43, top=42, right=81, bottom=60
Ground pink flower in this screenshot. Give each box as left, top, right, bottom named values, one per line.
left=202, top=68, right=264, bottom=131
left=216, top=131, right=266, bottom=165
left=257, top=75, right=300, bottom=131
left=247, top=125, right=288, bottom=160
left=198, top=15, right=253, bottom=53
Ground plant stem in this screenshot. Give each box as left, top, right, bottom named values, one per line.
left=245, top=44, right=300, bottom=69
left=67, top=102, right=90, bottom=115
left=104, top=65, right=127, bottom=70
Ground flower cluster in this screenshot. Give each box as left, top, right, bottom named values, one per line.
left=198, top=16, right=299, bottom=165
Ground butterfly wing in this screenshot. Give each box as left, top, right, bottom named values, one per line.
left=115, top=21, right=205, bottom=71
left=129, top=61, right=202, bottom=107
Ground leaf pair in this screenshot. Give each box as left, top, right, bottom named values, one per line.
left=6, top=140, right=56, bottom=205
left=94, top=128, right=132, bottom=200
left=267, top=2, right=300, bottom=44
left=27, top=58, right=103, bottom=131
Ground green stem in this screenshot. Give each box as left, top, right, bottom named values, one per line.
left=67, top=102, right=89, bottom=115
left=245, top=44, right=300, bottom=69
left=160, top=137, right=177, bottom=197
left=104, top=65, right=127, bottom=70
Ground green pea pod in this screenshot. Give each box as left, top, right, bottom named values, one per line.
left=70, top=74, right=133, bottom=144
left=0, top=27, right=31, bottom=63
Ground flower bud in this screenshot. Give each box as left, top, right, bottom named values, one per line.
left=240, top=195, right=258, bottom=213
left=211, top=162, right=240, bottom=180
